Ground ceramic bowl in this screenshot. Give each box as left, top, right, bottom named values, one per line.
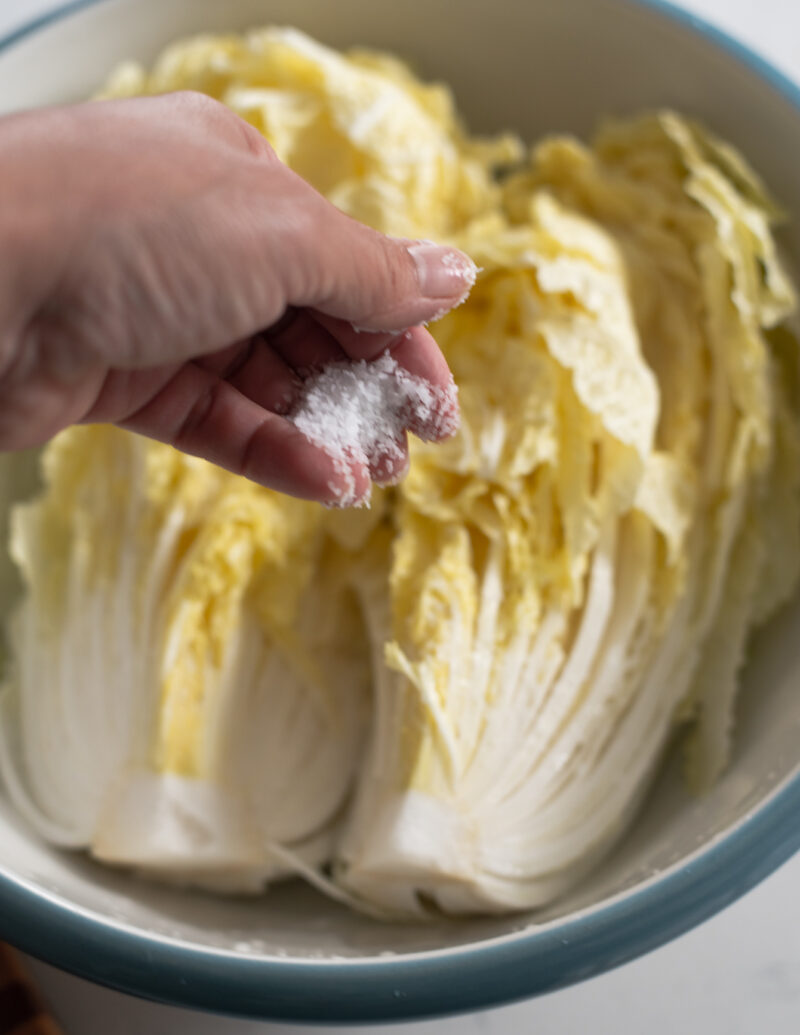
left=0, top=0, right=799, bottom=1023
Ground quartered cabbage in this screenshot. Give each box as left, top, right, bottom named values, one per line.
left=1, top=29, right=798, bottom=916
left=336, top=116, right=800, bottom=912
left=0, top=429, right=371, bottom=888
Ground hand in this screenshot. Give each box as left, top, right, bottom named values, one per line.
left=0, top=92, right=475, bottom=505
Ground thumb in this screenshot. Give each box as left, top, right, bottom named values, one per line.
left=273, top=171, right=478, bottom=333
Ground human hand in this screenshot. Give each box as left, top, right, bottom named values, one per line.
left=0, top=92, right=475, bottom=504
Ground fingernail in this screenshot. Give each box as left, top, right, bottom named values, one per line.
left=407, top=241, right=478, bottom=300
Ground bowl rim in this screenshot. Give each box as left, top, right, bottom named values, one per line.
left=1, top=0, right=800, bottom=1023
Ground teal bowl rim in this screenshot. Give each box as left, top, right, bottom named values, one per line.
left=1, top=0, right=799, bottom=1024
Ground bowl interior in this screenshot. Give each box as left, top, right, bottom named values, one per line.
left=1, top=0, right=800, bottom=963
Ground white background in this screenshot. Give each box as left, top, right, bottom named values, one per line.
left=2, top=0, right=800, bottom=1032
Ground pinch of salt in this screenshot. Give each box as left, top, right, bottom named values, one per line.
left=287, top=352, right=459, bottom=507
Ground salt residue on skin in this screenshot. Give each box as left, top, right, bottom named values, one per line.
left=287, top=352, right=459, bottom=508
left=350, top=251, right=480, bottom=333
left=428, top=261, right=483, bottom=324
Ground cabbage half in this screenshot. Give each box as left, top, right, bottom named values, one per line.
left=334, top=115, right=800, bottom=914
left=0, top=429, right=370, bottom=888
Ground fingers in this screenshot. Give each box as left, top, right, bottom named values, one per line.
left=181, top=334, right=306, bottom=415
left=333, top=234, right=476, bottom=332
left=369, top=431, right=410, bottom=486
left=200, top=335, right=303, bottom=415
left=266, top=308, right=345, bottom=372
left=118, top=363, right=370, bottom=507
left=386, top=328, right=459, bottom=442
left=273, top=175, right=479, bottom=332
left=261, top=310, right=459, bottom=444
left=314, top=315, right=452, bottom=394
left=15, top=92, right=472, bottom=503
left=85, top=313, right=454, bottom=507
left=307, top=318, right=459, bottom=442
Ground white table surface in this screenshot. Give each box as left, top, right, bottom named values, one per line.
left=2, top=0, right=799, bottom=1031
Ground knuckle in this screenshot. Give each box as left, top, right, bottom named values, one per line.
left=381, top=239, right=409, bottom=296
left=168, top=91, right=276, bottom=160
left=170, top=89, right=226, bottom=116
left=239, top=418, right=270, bottom=484
left=362, top=235, right=413, bottom=317
left=236, top=118, right=276, bottom=161
left=172, top=378, right=224, bottom=450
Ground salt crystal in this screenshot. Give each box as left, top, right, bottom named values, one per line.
left=287, top=352, right=459, bottom=508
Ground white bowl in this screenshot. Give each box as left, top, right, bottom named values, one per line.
left=0, top=0, right=799, bottom=1023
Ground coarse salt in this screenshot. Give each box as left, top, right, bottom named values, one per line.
left=287, top=352, right=459, bottom=508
